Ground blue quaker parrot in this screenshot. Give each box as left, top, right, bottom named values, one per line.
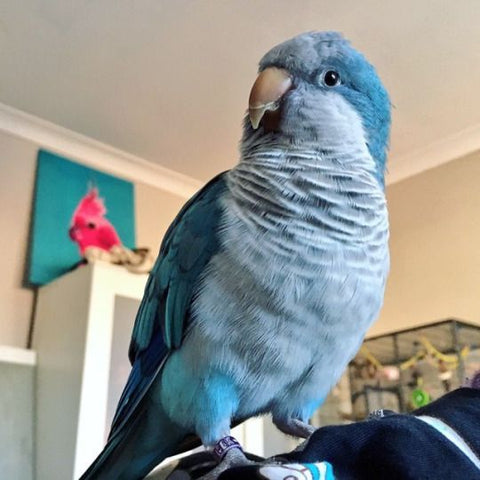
left=80, top=31, right=391, bottom=480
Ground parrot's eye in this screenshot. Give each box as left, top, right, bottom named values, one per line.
left=87, top=222, right=96, bottom=229
left=322, top=70, right=341, bottom=87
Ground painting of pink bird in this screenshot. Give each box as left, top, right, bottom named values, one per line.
left=69, top=188, right=122, bottom=256
left=29, top=150, right=136, bottom=285
left=68, top=187, right=153, bottom=273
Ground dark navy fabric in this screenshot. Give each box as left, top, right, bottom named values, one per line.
left=415, top=387, right=480, bottom=461
left=219, top=388, right=480, bottom=480
left=162, top=388, right=480, bottom=479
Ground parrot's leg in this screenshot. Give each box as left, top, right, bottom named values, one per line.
left=198, top=436, right=253, bottom=480
left=272, top=417, right=315, bottom=439
left=179, top=373, right=252, bottom=478
left=272, top=396, right=322, bottom=439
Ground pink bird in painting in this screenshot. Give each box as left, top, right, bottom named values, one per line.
left=69, top=188, right=122, bottom=256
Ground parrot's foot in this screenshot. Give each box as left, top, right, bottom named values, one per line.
left=274, top=417, right=315, bottom=439
left=199, top=437, right=253, bottom=480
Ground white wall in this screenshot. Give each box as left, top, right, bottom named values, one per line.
left=0, top=133, right=37, bottom=347
left=0, top=358, right=35, bottom=480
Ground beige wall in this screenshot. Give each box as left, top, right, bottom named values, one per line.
left=0, top=134, right=37, bottom=348
left=0, top=130, right=186, bottom=348
left=371, top=151, right=480, bottom=336
left=135, top=182, right=186, bottom=256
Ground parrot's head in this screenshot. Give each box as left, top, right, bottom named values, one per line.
left=243, top=31, right=391, bottom=184
left=69, top=188, right=121, bottom=254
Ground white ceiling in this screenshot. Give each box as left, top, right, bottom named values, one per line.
left=1, top=1, right=480, bottom=182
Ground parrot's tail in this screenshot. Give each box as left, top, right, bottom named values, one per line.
left=78, top=400, right=184, bottom=480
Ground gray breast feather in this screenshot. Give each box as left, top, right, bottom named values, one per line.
left=185, top=158, right=389, bottom=417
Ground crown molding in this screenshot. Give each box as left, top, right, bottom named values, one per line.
left=387, top=124, right=480, bottom=185
left=0, top=102, right=203, bottom=199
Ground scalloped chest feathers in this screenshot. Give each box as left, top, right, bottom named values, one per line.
left=188, top=151, right=389, bottom=410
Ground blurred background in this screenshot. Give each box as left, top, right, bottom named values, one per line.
left=1, top=1, right=479, bottom=479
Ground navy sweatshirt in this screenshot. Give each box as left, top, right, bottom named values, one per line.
left=162, top=388, right=480, bottom=480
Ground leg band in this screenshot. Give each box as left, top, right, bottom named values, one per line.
left=212, top=435, right=243, bottom=462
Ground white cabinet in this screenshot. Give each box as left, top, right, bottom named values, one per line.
left=33, top=263, right=148, bottom=480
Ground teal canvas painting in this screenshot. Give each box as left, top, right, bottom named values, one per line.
left=29, top=150, right=135, bottom=285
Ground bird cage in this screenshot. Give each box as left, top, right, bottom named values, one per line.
left=348, top=319, right=480, bottom=420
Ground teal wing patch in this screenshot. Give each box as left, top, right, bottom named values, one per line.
left=129, top=172, right=228, bottom=362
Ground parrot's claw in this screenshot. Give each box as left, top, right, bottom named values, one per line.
left=274, top=418, right=316, bottom=439
left=198, top=446, right=253, bottom=480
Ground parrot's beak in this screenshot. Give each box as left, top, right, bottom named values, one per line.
left=248, top=67, right=293, bottom=130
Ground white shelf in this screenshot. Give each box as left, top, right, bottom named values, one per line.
left=0, top=345, right=36, bottom=365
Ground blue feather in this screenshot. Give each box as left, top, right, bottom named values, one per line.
left=128, top=172, right=227, bottom=361
left=113, top=172, right=227, bottom=434
left=81, top=30, right=391, bottom=480
left=80, top=174, right=227, bottom=479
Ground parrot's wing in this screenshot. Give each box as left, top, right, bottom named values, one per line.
left=108, top=172, right=228, bottom=438
left=130, top=171, right=228, bottom=357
